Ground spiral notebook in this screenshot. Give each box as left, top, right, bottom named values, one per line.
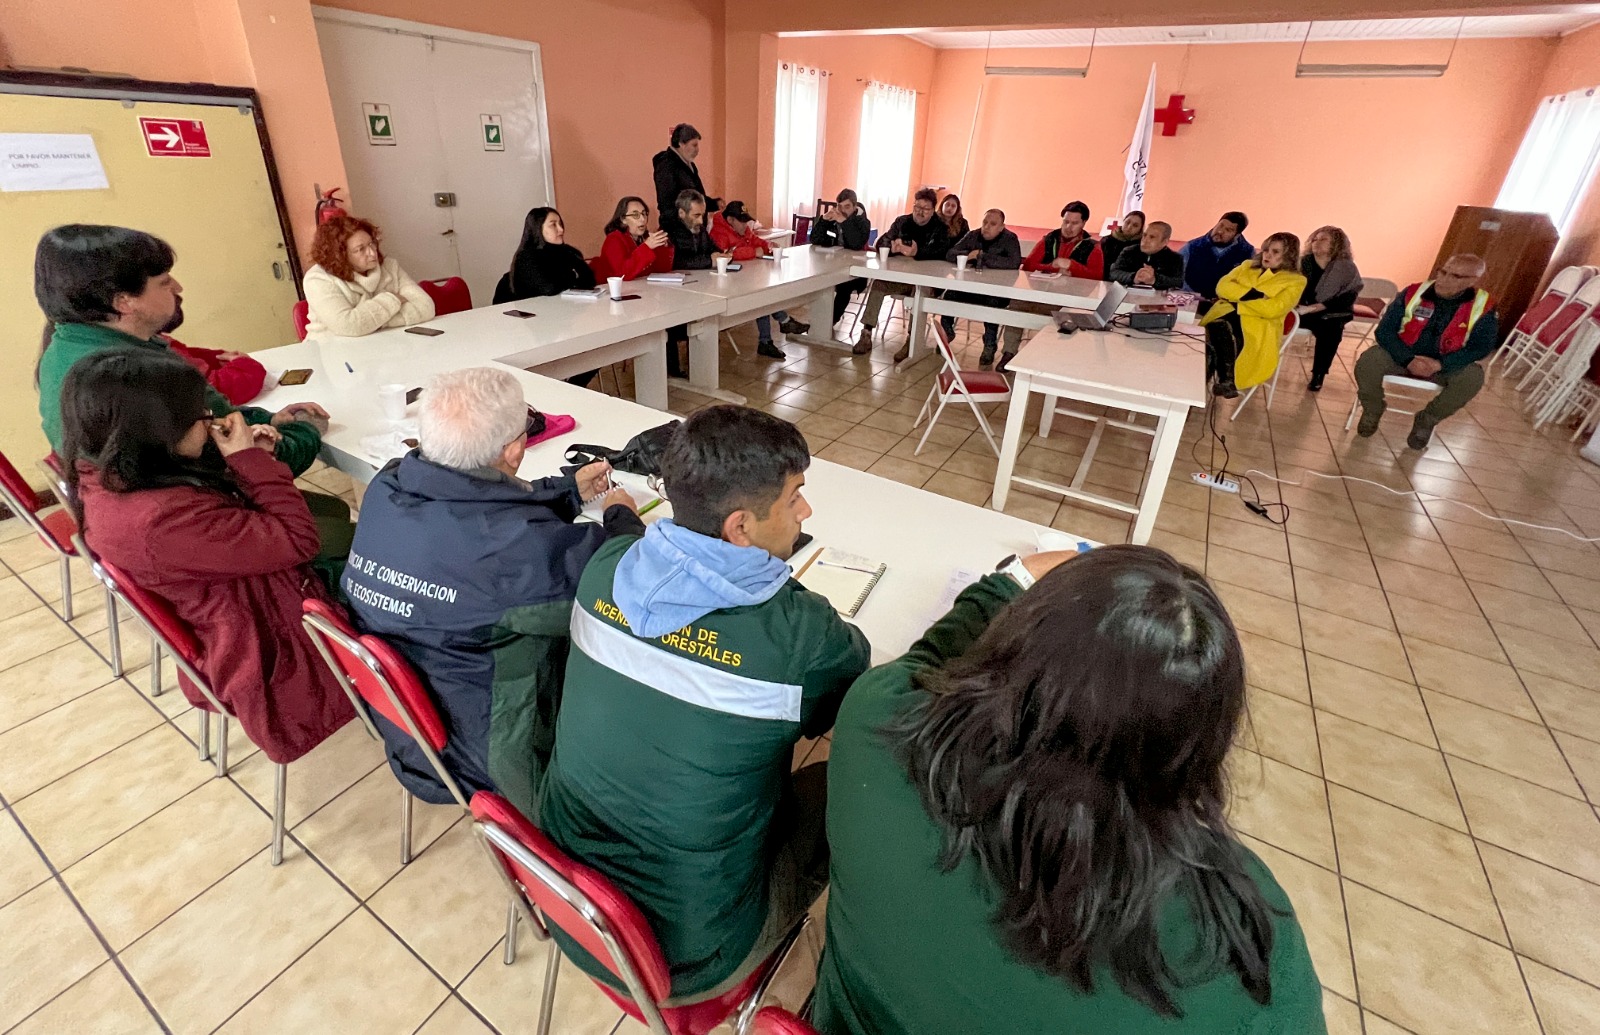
left=795, top=548, right=887, bottom=618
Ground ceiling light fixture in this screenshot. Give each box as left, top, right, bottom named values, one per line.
left=1294, top=17, right=1462, bottom=78
left=985, top=27, right=1094, bottom=77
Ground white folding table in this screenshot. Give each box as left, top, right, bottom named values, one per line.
left=990, top=326, right=1207, bottom=545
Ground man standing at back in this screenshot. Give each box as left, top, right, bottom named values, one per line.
left=1181, top=211, right=1253, bottom=299
left=540, top=405, right=871, bottom=1005
left=343, top=367, right=640, bottom=817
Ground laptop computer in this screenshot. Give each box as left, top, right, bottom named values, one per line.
left=1053, top=281, right=1129, bottom=332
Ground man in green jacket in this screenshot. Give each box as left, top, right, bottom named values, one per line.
left=539, top=405, right=871, bottom=1003
left=34, top=225, right=348, bottom=556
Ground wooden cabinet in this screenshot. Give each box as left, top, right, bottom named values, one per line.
left=1431, top=207, right=1559, bottom=342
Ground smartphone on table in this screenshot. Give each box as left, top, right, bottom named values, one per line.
left=278, top=368, right=313, bottom=386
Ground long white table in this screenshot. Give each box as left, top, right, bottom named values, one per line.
left=265, top=356, right=1088, bottom=661
left=991, top=325, right=1207, bottom=546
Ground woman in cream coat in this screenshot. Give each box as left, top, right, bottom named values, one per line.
left=303, top=214, right=434, bottom=337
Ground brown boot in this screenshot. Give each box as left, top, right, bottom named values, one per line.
left=852, top=327, right=874, bottom=355
left=893, top=344, right=910, bottom=363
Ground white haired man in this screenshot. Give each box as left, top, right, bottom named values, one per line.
left=343, top=366, right=641, bottom=817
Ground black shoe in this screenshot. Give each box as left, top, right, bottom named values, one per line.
left=777, top=317, right=809, bottom=336
left=979, top=348, right=996, bottom=369
left=1212, top=380, right=1239, bottom=399
left=757, top=340, right=786, bottom=360
left=996, top=352, right=1014, bottom=374
left=1308, top=373, right=1325, bottom=392
left=1407, top=413, right=1438, bottom=450
left=1356, top=406, right=1383, bottom=437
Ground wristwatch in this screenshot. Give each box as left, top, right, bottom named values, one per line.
left=995, top=553, right=1035, bottom=590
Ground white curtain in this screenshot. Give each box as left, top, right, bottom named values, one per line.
left=856, top=81, right=917, bottom=233
left=773, top=63, right=828, bottom=230
left=1497, top=85, right=1600, bottom=233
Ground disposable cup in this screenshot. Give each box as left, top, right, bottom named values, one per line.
left=714, top=255, right=731, bottom=274
left=955, top=254, right=969, bottom=271
left=607, top=276, right=624, bottom=300
left=379, top=383, right=408, bottom=421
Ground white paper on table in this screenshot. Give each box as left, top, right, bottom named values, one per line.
left=579, top=470, right=662, bottom=523
left=0, top=133, right=109, bottom=192
left=921, top=568, right=984, bottom=632
left=359, top=421, right=419, bottom=464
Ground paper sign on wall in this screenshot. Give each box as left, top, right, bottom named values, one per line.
left=0, top=133, right=109, bottom=192
left=481, top=114, right=504, bottom=151
left=363, top=103, right=395, bottom=145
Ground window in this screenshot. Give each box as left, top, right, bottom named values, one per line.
left=1497, top=85, right=1600, bottom=233
left=773, top=63, right=828, bottom=231
left=856, top=81, right=917, bottom=233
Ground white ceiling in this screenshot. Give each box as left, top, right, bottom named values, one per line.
left=903, top=13, right=1600, bottom=49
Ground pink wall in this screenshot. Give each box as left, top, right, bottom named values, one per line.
left=918, top=37, right=1549, bottom=284
left=759, top=33, right=938, bottom=226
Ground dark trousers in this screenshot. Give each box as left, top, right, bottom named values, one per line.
left=1354, top=348, right=1487, bottom=423
left=1302, top=311, right=1354, bottom=378
left=1205, top=312, right=1244, bottom=385
left=938, top=291, right=1008, bottom=351
left=833, top=278, right=865, bottom=324
left=304, top=490, right=354, bottom=590
left=666, top=325, right=688, bottom=378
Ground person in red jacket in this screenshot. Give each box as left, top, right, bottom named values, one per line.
left=1022, top=200, right=1104, bottom=279
left=62, top=348, right=355, bottom=765
left=710, top=201, right=810, bottom=359
left=162, top=335, right=268, bottom=406
left=597, top=196, right=674, bottom=281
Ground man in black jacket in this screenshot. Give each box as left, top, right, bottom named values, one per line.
left=661, top=190, right=728, bottom=378
left=939, top=208, right=1022, bottom=367
left=654, top=123, right=719, bottom=224
left=854, top=187, right=950, bottom=361
left=810, top=188, right=873, bottom=327
left=1109, top=221, right=1185, bottom=291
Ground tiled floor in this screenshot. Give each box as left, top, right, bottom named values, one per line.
left=5, top=313, right=1600, bottom=1033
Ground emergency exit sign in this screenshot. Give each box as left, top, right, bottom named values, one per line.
left=481, top=114, right=504, bottom=151
left=139, top=118, right=210, bottom=157
left=363, top=103, right=395, bottom=146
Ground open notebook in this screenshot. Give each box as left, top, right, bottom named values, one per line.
left=579, top=470, right=662, bottom=523
left=795, top=548, right=887, bottom=618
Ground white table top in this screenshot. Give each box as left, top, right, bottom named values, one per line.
left=1010, top=326, right=1209, bottom=408
left=667, top=244, right=856, bottom=305
left=848, top=254, right=1167, bottom=310
left=302, top=362, right=1082, bottom=662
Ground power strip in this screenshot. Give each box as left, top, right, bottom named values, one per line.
left=1192, top=470, right=1239, bottom=494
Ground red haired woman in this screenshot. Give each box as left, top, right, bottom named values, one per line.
left=303, top=215, right=435, bottom=337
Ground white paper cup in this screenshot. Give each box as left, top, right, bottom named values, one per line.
left=955, top=254, right=969, bottom=271
left=607, top=276, right=624, bottom=300
left=1035, top=530, right=1080, bottom=554
left=379, top=383, right=408, bottom=421
left=877, top=247, right=890, bottom=263
left=772, top=245, right=784, bottom=260
left=714, top=255, right=731, bottom=274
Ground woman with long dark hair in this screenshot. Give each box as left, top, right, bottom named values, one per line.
left=62, top=349, right=354, bottom=765
left=1297, top=226, right=1364, bottom=392
left=494, top=206, right=596, bottom=303
left=1201, top=231, right=1307, bottom=398
left=813, top=545, right=1325, bottom=1034
left=596, top=195, right=672, bottom=281
left=938, top=192, right=969, bottom=240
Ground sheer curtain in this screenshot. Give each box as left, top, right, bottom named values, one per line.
left=772, top=63, right=828, bottom=230
left=1497, top=85, right=1600, bottom=233
left=856, top=81, right=917, bottom=233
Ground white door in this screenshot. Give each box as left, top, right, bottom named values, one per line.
left=312, top=10, right=555, bottom=306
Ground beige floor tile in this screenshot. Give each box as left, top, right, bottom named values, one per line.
left=813, top=441, right=882, bottom=472
left=121, top=847, right=359, bottom=1035
left=1470, top=581, right=1593, bottom=645
left=1155, top=499, right=1209, bottom=540
left=1363, top=1010, right=1419, bottom=1034
left=0, top=811, right=49, bottom=910
left=367, top=820, right=507, bottom=985
left=1402, top=637, right=1538, bottom=721
left=216, top=909, right=450, bottom=1034
left=1521, top=957, right=1600, bottom=1035
left=290, top=766, right=461, bottom=900
left=1147, top=529, right=1207, bottom=570
left=1294, top=568, right=1393, bottom=629
left=1479, top=844, right=1600, bottom=990
left=1345, top=881, right=1540, bottom=1035
left=921, top=470, right=991, bottom=507
left=995, top=489, right=1058, bottom=527
left=1287, top=534, right=1381, bottom=588
left=1241, top=836, right=1354, bottom=999
left=1524, top=673, right=1600, bottom=742
left=1387, top=591, right=1506, bottom=663
left=11, top=724, right=214, bottom=868
left=1424, top=690, right=1581, bottom=797
left=1206, top=543, right=1296, bottom=601
left=0, top=638, right=125, bottom=735
left=1300, top=606, right=1411, bottom=681
left=1545, top=570, right=1600, bottom=614
left=415, top=996, right=497, bottom=1034
left=1240, top=630, right=1309, bottom=703
left=1322, top=989, right=1363, bottom=1035
left=1365, top=529, right=1460, bottom=575
left=7, top=961, right=160, bottom=1035
left=1226, top=749, right=1336, bottom=869
left=1213, top=580, right=1303, bottom=648
left=1328, top=785, right=1504, bottom=943
left=1496, top=623, right=1600, bottom=691
left=459, top=938, right=623, bottom=1035
left=1306, top=653, right=1435, bottom=747
left=1433, top=516, right=1535, bottom=564
left=0, top=882, right=111, bottom=1030
left=231, top=721, right=384, bottom=830
left=1241, top=687, right=1321, bottom=774
left=864, top=455, right=936, bottom=490
left=1288, top=509, right=1370, bottom=552
left=0, top=606, right=92, bottom=676
left=1209, top=514, right=1291, bottom=564
left=1318, top=711, right=1465, bottom=831
left=894, top=433, right=960, bottom=468
left=1050, top=504, right=1130, bottom=544
left=1453, top=552, right=1561, bottom=601
left=833, top=423, right=903, bottom=454
left=1373, top=556, right=1473, bottom=610
left=0, top=681, right=165, bottom=801
left=63, top=778, right=270, bottom=950
left=1556, top=731, right=1600, bottom=801
left=1451, top=758, right=1600, bottom=884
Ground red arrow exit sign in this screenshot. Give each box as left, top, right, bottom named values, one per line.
left=139, top=118, right=211, bottom=157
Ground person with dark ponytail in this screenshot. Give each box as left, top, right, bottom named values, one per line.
left=653, top=123, right=720, bottom=226
left=812, top=545, right=1326, bottom=1035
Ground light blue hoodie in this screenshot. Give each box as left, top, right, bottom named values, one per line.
left=613, top=519, right=793, bottom=638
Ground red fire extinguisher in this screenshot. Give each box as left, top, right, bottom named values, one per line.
left=315, top=186, right=347, bottom=224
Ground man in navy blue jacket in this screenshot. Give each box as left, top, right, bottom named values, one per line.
left=343, top=367, right=642, bottom=817
left=1180, top=211, right=1253, bottom=299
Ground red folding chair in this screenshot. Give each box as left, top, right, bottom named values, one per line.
left=912, top=321, right=1011, bottom=457
left=300, top=599, right=467, bottom=864
left=752, top=1007, right=820, bottom=1035
left=0, top=447, right=102, bottom=627
left=419, top=277, right=473, bottom=316
left=471, top=790, right=808, bottom=1035
left=292, top=300, right=310, bottom=341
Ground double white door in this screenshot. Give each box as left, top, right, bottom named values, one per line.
left=313, top=10, right=555, bottom=306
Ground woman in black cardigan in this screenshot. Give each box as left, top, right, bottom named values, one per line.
left=1295, top=226, right=1364, bottom=392
left=494, top=207, right=600, bottom=386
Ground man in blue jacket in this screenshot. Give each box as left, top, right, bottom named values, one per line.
left=1181, top=211, right=1253, bottom=299
left=342, top=367, right=642, bottom=817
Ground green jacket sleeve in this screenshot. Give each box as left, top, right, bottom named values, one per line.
left=1442, top=309, right=1500, bottom=372
left=238, top=405, right=322, bottom=476
left=489, top=599, right=577, bottom=817
left=796, top=603, right=873, bottom=738
left=900, top=574, right=1021, bottom=674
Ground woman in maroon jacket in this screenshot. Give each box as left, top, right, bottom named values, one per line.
left=597, top=195, right=673, bottom=281
left=62, top=349, right=354, bottom=764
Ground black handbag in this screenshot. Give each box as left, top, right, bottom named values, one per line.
left=564, top=420, right=680, bottom=476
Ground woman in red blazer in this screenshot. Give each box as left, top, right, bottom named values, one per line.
left=596, top=195, right=673, bottom=280
left=62, top=349, right=354, bottom=764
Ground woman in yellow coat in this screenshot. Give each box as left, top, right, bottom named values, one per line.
left=1199, top=233, right=1306, bottom=398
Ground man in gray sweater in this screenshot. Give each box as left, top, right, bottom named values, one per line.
left=939, top=208, right=1022, bottom=367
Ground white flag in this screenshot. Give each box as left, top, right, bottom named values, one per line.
left=1118, top=64, right=1158, bottom=219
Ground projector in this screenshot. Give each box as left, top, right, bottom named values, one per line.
left=1128, top=309, right=1177, bottom=332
